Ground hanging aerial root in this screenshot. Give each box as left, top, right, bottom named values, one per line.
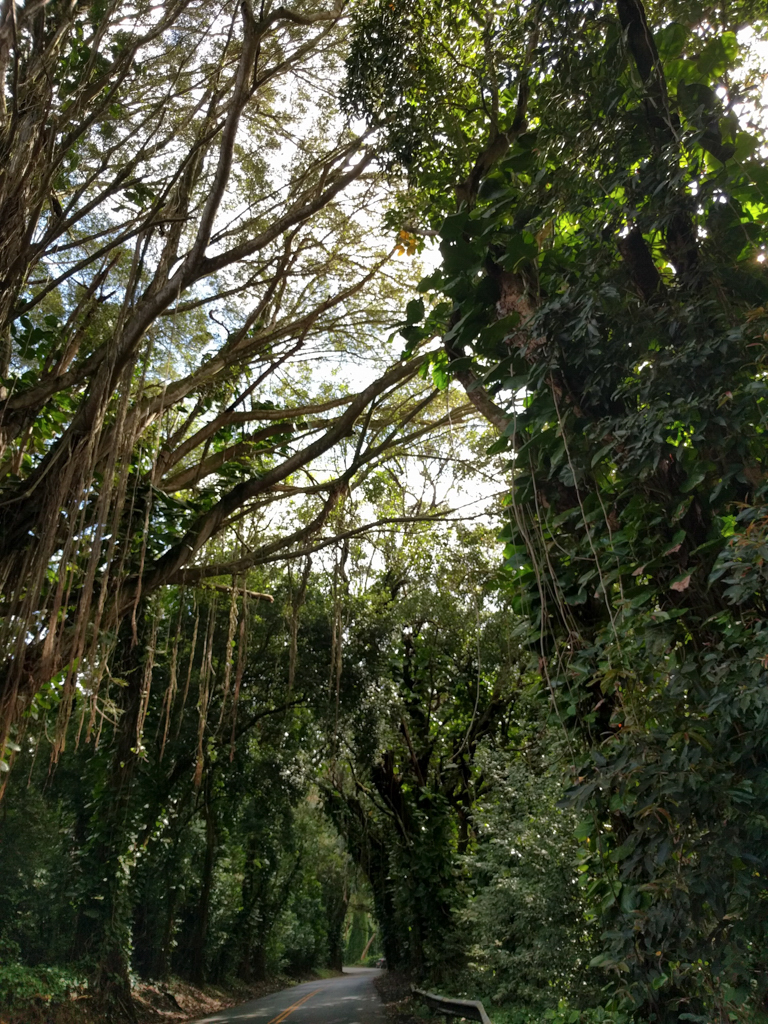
left=216, top=580, right=239, bottom=733
left=287, top=557, right=311, bottom=694
left=229, top=586, right=248, bottom=761
left=159, top=591, right=185, bottom=761
left=176, top=596, right=200, bottom=740
left=193, top=594, right=217, bottom=789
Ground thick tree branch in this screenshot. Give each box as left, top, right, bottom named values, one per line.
left=136, top=359, right=420, bottom=594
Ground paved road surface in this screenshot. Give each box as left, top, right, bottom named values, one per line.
left=191, top=967, right=386, bottom=1024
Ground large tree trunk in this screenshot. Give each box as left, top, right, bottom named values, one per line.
left=324, top=889, right=348, bottom=972
left=249, top=943, right=268, bottom=983
left=72, top=620, right=152, bottom=1021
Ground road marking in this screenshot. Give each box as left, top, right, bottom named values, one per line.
left=266, top=987, right=324, bottom=1024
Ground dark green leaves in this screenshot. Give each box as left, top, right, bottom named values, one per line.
left=405, top=297, right=425, bottom=324
left=501, top=232, right=538, bottom=271
left=654, top=22, right=688, bottom=61
left=439, top=212, right=469, bottom=241
left=440, top=237, right=483, bottom=276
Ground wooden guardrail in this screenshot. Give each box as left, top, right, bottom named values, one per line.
left=412, top=986, right=493, bottom=1024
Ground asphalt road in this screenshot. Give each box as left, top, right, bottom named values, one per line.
left=191, top=968, right=387, bottom=1024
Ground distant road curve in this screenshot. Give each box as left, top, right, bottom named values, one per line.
left=191, top=967, right=386, bottom=1024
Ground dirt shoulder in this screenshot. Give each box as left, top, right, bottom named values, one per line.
left=133, top=976, right=296, bottom=1023
left=0, top=971, right=343, bottom=1024
left=374, top=972, right=439, bottom=1024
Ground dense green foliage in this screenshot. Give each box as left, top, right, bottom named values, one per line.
left=321, top=526, right=596, bottom=1007
left=1, top=576, right=350, bottom=1003
left=3, top=1, right=768, bottom=1023
left=1, top=527, right=599, bottom=1019
left=345, top=0, right=768, bottom=1020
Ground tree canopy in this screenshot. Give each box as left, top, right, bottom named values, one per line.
left=0, top=0, right=483, bottom=756
left=2, top=1, right=768, bottom=1024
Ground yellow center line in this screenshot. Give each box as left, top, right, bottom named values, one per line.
left=266, top=986, right=325, bottom=1024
